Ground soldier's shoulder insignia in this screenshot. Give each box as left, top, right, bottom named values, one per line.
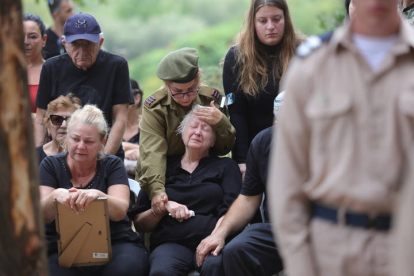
left=297, top=32, right=333, bottom=58
left=144, top=95, right=157, bottom=107
left=144, top=89, right=168, bottom=108
left=211, top=89, right=221, bottom=100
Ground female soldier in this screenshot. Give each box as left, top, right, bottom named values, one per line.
left=223, top=0, right=303, bottom=178
left=136, top=47, right=235, bottom=215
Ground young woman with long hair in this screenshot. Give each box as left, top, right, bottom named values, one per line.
left=223, top=0, right=304, bottom=178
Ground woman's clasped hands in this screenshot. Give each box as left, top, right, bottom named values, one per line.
left=54, top=188, right=101, bottom=214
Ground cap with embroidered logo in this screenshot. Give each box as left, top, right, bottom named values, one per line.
left=63, top=12, right=101, bottom=44
left=156, top=48, right=199, bottom=83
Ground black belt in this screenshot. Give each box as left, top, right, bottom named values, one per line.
left=312, top=203, right=392, bottom=231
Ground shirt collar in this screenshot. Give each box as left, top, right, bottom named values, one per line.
left=328, top=18, right=414, bottom=56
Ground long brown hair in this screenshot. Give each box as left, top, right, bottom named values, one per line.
left=235, top=0, right=303, bottom=97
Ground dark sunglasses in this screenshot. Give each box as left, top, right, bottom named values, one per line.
left=50, top=114, right=71, bottom=126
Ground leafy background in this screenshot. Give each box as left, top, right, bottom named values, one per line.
left=24, top=0, right=345, bottom=98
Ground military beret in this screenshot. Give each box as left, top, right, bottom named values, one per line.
left=156, top=48, right=199, bottom=83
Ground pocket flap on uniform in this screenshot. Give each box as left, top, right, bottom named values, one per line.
left=305, top=92, right=352, bottom=119
left=399, top=90, right=414, bottom=117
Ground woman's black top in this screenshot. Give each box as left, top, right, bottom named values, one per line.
left=129, top=155, right=241, bottom=252
left=36, top=145, right=48, bottom=164
left=223, top=45, right=281, bottom=163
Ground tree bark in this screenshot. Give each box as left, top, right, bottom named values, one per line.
left=0, top=0, right=48, bottom=275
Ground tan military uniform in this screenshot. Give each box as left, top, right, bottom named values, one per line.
left=394, top=157, right=414, bottom=276
left=136, top=85, right=236, bottom=199
left=268, top=20, right=414, bottom=276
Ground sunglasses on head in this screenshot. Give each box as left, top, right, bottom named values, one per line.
left=50, top=114, right=70, bottom=126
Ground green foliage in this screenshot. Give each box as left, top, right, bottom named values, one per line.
left=25, top=0, right=345, bottom=99
left=128, top=19, right=242, bottom=98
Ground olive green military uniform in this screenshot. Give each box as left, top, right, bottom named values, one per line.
left=136, top=85, right=235, bottom=199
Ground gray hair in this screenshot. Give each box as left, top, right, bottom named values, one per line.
left=176, top=105, right=203, bottom=135
left=65, top=104, right=109, bottom=159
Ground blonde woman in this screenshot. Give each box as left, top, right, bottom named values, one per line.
left=39, top=105, right=149, bottom=276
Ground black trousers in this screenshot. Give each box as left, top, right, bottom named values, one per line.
left=203, top=223, right=283, bottom=276
left=149, top=242, right=222, bottom=276
left=48, top=241, right=149, bottom=276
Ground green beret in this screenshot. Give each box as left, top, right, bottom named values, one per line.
left=156, top=47, right=199, bottom=83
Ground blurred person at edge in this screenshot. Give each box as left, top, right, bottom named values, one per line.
left=196, top=92, right=285, bottom=276
left=400, top=0, right=414, bottom=25
left=123, top=79, right=143, bottom=179
left=34, top=13, right=133, bottom=160
left=268, top=0, right=414, bottom=275
left=44, top=0, right=75, bottom=59
left=23, top=14, right=47, bottom=116
left=345, top=0, right=356, bottom=19
left=135, top=47, right=235, bottom=217
left=36, top=93, right=81, bottom=164
left=223, top=0, right=304, bottom=180
left=393, top=152, right=414, bottom=275
left=39, top=105, right=149, bottom=276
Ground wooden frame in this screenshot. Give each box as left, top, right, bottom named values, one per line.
left=55, top=197, right=112, bottom=268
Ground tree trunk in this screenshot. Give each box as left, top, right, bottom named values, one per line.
left=0, top=0, right=48, bottom=275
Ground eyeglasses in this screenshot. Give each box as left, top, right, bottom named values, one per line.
left=168, top=86, right=200, bottom=100
left=50, top=115, right=71, bottom=126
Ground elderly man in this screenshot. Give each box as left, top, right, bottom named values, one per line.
left=35, top=12, right=132, bottom=157
left=269, top=0, right=414, bottom=275
left=196, top=93, right=285, bottom=276
left=44, top=0, right=75, bottom=59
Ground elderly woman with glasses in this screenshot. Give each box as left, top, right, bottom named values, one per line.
left=130, top=105, right=241, bottom=276
left=36, top=93, right=81, bottom=164
left=39, top=105, right=149, bottom=276
left=136, top=47, right=236, bottom=217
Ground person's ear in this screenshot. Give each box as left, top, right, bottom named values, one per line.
left=62, top=39, right=68, bottom=51
left=99, top=37, right=104, bottom=48
left=135, top=94, right=142, bottom=105
left=101, top=137, right=107, bottom=147
left=42, top=34, right=47, bottom=48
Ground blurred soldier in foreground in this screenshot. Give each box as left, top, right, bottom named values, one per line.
left=268, top=0, right=414, bottom=275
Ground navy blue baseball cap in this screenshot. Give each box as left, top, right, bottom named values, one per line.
left=63, top=13, right=101, bottom=44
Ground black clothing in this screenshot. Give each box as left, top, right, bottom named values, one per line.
left=125, top=131, right=140, bottom=144
left=44, top=28, right=66, bottom=60
left=241, top=126, right=274, bottom=223
left=202, top=127, right=283, bottom=275
left=39, top=153, right=149, bottom=275
left=39, top=153, right=133, bottom=248
left=130, top=155, right=241, bottom=252
left=149, top=243, right=222, bottom=276
left=36, top=50, right=133, bottom=130
left=36, top=145, right=48, bottom=165
left=48, top=241, right=149, bottom=276
left=223, top=46, right=280, bottom=163
left=222, top=223, right=283, bottom=276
